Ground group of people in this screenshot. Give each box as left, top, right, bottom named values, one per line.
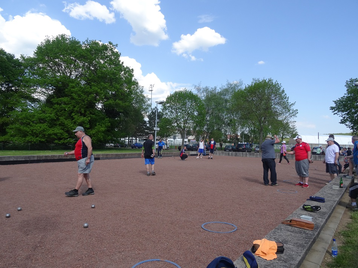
left=261, top=134, right=314, bottom=188
left=63, top=126, right=358, bottom=210
left=180, top=138, right=217, bottom=160
left=260, top=134, right=353, bottom=189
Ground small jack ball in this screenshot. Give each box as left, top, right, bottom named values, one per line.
left=91, top=205, right=95, bottom=208
left=17, top=207, right=22, bottom=211
left=83, top=223, right=89, bottom=228
left=6, top=214, right=10, bottom=218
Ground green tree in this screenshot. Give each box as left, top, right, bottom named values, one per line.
left=232, top=78, right=297, bottom=145
left=0, top=49, right=34, bottom=142
left=195, top=81, right=242, bottom=142
left=7, top=34, right=143, bottom=145
left=330, top=78, right=358, bottom=134
left=161, top=90, right=205, bottom=148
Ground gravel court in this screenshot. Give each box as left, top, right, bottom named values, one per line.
left=0, top=155, right=329, bottom=267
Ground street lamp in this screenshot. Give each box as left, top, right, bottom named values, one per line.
left=149, top=84, right=154, bottom=110
left=154, top=101, right=164, bottom=151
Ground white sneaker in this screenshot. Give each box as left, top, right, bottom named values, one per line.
left=196, top=156, right=199, bottom=159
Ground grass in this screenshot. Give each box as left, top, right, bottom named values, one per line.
left=327, top=212, right=358, bottom=267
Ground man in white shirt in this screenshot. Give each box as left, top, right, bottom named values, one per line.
left=323, top=137, right=339, bottom=182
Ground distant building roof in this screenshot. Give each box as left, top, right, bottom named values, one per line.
left=290, top=135, right=353, bottom=147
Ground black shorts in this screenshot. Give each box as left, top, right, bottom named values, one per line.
left=325, top=163, right=338, bottom=174
left=349, top=184, right=358, bottom=199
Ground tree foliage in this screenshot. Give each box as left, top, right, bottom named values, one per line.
left=232, top=78, right=297, bottom=145
left=330, top=78, right=358, bottom=134
left=0, top=49, right=35, bottom=142
left=6, top=34, right=145, bottom=145
left=161, top=90, right=205, bottom=147
left=195, top=81, right=242, bottom=142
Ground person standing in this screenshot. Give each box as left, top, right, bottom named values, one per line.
left=197, top=139, right=205, bottom=158
left=157, top=138, right=165, bottom=158
left=141, top=134, right=156, bottom=176
left=347, top=136, right=358, bottom=176
left=208, top=138, right=216, bottom=159
left=278, top=141, right=289, bottom=164
left=64, top=126, right=95, bottom=197
left=286, top=135, right=313, bottom=188
left=323, top=137, right=339, bottom=182
left=261, top=135, right=280, bottom=186
left=329, top=134, right=342, bottom=174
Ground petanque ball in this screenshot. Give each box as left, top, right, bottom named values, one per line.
left=83, top=223, right=89, bottom=228
left=17, top=207, right=22, bottom=211
left=6, top=213, right=10, bottom=218
left=91, top=204, right=95, bottom=208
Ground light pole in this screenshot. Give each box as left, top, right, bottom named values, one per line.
left=149, top=84, right=154, bottom=110
left=154, top=101, right=164, bottom=152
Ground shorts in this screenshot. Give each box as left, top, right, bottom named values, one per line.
left=145, top=158, right=155, bottom=165
left=198, top=149, right=204, bottom=154
left=77, top=155, right=94, bottom=174
left=349, top=184, right=358, bottom=199
left=295, top=159, right=309, bottom=178
left=326, top=163, right=338, bottom=174
left=210, top=149, right=214, bottom=154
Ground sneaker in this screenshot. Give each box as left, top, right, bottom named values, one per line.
left=65, top=189, right=78, bottom=197
left=295, top=182, right=303, bottom=186
left=196, top=156, right=199, bottom=159
left=82, top=188, right=94, bottom=196
left=271, top=183, right=279, bottom=186
left=302, top=184, right=309, bottom=188
left=152, top=172, right=156, bottom=176
left=147, top=172, right=150, bottom=176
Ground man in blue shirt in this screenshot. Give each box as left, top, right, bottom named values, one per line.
left=157, top=138, right=165, bottom=158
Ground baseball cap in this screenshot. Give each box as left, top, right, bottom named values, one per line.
left=282, top=141, right=286, bottom=143
left=326, top=137, right=334, bottom=142
left=73, top=126, right=84, bottom=132
left=266, top=135, right=272, bottom=139
left=294, top=135, right=302, bottom=140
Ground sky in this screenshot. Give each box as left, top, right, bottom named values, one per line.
left=1, top=0, right=357, bottom=136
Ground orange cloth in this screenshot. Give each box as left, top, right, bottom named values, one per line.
left=253, top=238, right=278, bottom=260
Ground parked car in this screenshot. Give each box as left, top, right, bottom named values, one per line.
left=312, top=146, right=324, bottom=155
left=131, top=142, right=143, bottom=149
left=235, top=143, right=252, bottom=152
left=224, top=145, right=235, bottom=152
left=190, top=143, right=199, bottom=151
left=254, top=145, right=260, bottom=153
left=184, top=144, right=197, bottom=151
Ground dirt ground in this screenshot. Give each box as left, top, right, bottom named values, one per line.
left=0, top=155, right=332, bottom=267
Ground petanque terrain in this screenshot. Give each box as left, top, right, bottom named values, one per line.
left=0, top=155, right=330, bottom=267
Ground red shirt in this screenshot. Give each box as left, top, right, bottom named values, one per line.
left=74, top=136, right=89, bottom=161
left=294, top=142, right=311, bottom=161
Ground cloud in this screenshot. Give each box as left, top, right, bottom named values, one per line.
left=110, top=0, right=168, bottom=46
left=0, top=10, right=71, bottom=57
left=296, top=121, right=316, bottom=129
left=121, top=56, right=189, bottom=103
left=258, top=61, right=265, bottom=65
left=172, top=27, right=226, bottom=61
left=322, top=115, right=330, bottom=119
left=63, top=0, right=115, bottom=24
left=198, top=14, right=214, bottom=23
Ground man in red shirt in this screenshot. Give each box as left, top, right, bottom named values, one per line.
left=64, top=126, right=95, bottom=197
left=286, top=135, right=313, bottom=188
